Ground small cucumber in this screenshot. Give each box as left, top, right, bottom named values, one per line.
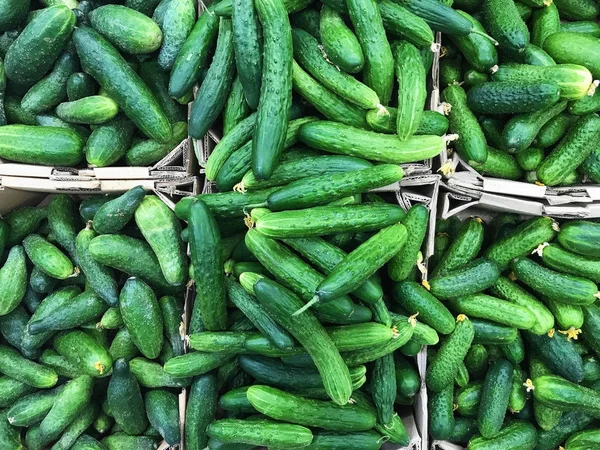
left=145, top=390, right=180, bottom=445
left=53, top=330, right=113, bottom=377
left=465, top=344, right=488, bottom=378
left=516, top=146, right=544, bottom=171
left=468, top=420, right=537, bottom=450
left=470, top=146, right=523, bottom=180
left=0, top=246, right=27, bottom=316
left=530, top=357, right=562, bottom=431
left=223, top=77, right=251, bottom=135
left=85, top=116, right=135, bottom=168
left=533, top=375, right=600, bottom=415
left=432, top=217, right=484, bottom=277
left=449, top=294, right=536, bottom=330
left=388, top=204, right=429, bottom=282
left=483, top=0, right=530, bottom=51
left=472, top=318, right=517, bottom=345
left=536, top=411, right=594, bottom=450
left=47, top=195, right=78, bottom=262
left=56, top=96, right=119, bottom=125
left=107, top=359, right=147, bottom=435
left=558, top=220, right=600, bottom=258
left=129, top=357, right=190, bottom=388
left=23, top=234, right=74, bottom=279
left=93, top=185, right=146, bottom=235
left=449, top=10, right=497, bottom=72
left=456, top=381, right=483, bottom=417
left=478, top=358, right=513, bottom=438
left=7, top=388, right=58, bottom=427
left=371, top=353, right=396, bottom=426
left=320, top=5, right=364, bottom=73
left=429, top=384, right=454, bottom=440
left=531, top=3, right=560, bottom=48
left=429, top=258, right=500, bottom=300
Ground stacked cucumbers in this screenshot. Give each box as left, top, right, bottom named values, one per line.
left=426, top=214, right=600, bottom=449
left=438, top=0, right=600, bottom=186
left=0, top=1, right=191, bottom=167
left=0, top=188, right=187, bottom=449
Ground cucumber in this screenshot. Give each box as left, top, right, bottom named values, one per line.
left=393, top=41, right=427, bottom=140
left=92, top=186, right=145, bottom=235
left=502, top=100, right=567, bottom=153
left=582, top=147, right=600, bottom=182
left=468, top=420, right=538, bottom=450
left=231, top=0, right=261, bottom=109
left=387, top=204, right=429, bottom=281
left=485, top=216, right=557, bottom=270
left=524, top=331, right=584, bottom=383
left=264, top=164, right=403, bottom=211
left=553, top=0, right=599, bottom=21
left=85, top=116, right=135, bottom=167
left=432, top=217, right=484, bottom=277
left=378, top=0, right=433, bottom=48
left=440, top=52, right=463, bottom=86
left=7, top=388, right=58, bottom=427
left=533, top=374, right=600, bottom=415
left=223, top=77, right=251, bottom=135
left=89, top=5, right=162, bottom=54
left=291, top=61, right=369, bottom=129
left=492, top=64, right=594, bottom=101
left=463, top=69, right=489, bottom=87
left=560, top=21, right=600, bottom=37
left=0, top=377, right=36, bottom=408
left=0, top=246, right=26, bottom=316
left=302, top=430, right=383, bottom=450
left=529, top=357, right=562, bottom=431
left=135, top=195, right=186, bottom=286
left=366, top=108, right=448, bottom=136
left=539, top=243, right=600, bottom=283
left=207, top=418, right=313, bottom=448
left=483, top=0, right=529, bottom=51
left=4, top=6, right=75, bottom=86
left=186, top=373, right=217, bottom=450
left=471, top=146, right=523, bottom=180
left=29, top=267, right=57, bottom=294
left=39, top=349, right=83, bottom=378
left=320, top=5, right=363, bottom=73
left=129, top=357, right=190, bottom=388
left=51, top=403, right=97, bottom=450
left=74, top=26, right=172, bottom=142
left=429, top=384, right=454, bottom=440
left=47, top=194, right=78, bottom=262
left=252, top=0, right=293, bottom=179
left=566, top=429, right=600, bottom=450
left=535, top=411, right=593, bottom=449
left=478, top=358, right=513, bottom=438
left=139, top=60, right=186, bottom=123
left=0, top=124, right=84, bottom=165
left=465, top=344, right=488, bottom=377
left=292, top=29, right=379, bottom=111
left=544, top=32, right=600, bottom=78
left=168, top=4, right=219, bottom=98
left=107, top=359, right=147, bottom=435
left=157, top=0, right=195, bottom=71
left=124, top=121, right=187, bottom=166
left=53, top=330, right=112, bottom=377
left=290, top=7, right=320, bottom=39
left=467, top=81, right=561, bottom=115
left=189, top=18, right=235, bottom=140
left=449, top=294, right=536, bottom=330
left=21, top=50, right=78, bottom=115
left=444, top=84, right=488, bottom=165
left=558, top=220, right=600, bottom=258
left=67, top=72, right=97, bottom=101
left=23, top=234, right=74, bottom=280
left=429, top=258, right=500, bottom=300
left=56, top=95, right=118, bottom=125
left=516, top=146, right=544, bottom=171
left=426, top=315, right=475, bottom=392
left=505, top=44, right=556, bottom=65
left=297, top=120, right=445, bottom=163
left=145, top=390, right=180, bottom=445
left=512, top=257, right=599, bottom=305
left=371, top=353, right=396, bottom=425
left=456, top=381, right=483, bottom=417
left=531, top=3, right=560, bottom=48
left=119, top=278, right=163, bottom=359
left=449, top=10, right=497, bottom=72
left=0, top=0, right=29, bottom=31
left=346, top=0, right=394, bottom=105
left=101, top=435, right=159, bottom=450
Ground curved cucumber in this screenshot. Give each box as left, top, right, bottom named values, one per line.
left=558, top=220, right=600, bottom=258
left=544, top=32, right=600, bottom=78
left=524, top=331, right=584, bottom=383
left=448, top=294, right=536, bottom=330
left=86, top=116, right=135, bottom=168
left=468, top=421, right=537, bottom=450
left=483, top=0, right=529, bottom=51
left=0, top=246, right=27, bottom=316
left=107, top=359, right=147, bottom=435
left=478, top=358, right=513, bottom=438
left=53, top=330, right=113, bottom=377
left=539, top=243, right=600, bottom=283
left=449, top=10, right=497, bottom=72
left=320, top=5, right=364, bottom=74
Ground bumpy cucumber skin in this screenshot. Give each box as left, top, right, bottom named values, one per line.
left=207, top=418, right=313, bottom=448
left=429, top=258, right=500, bottom=300
left=85, top=116, right=135, bottom=168
left=468, top=420, right=537, bottom=450
left=524, top=331, right=584, bottom=383
left=535, top=411, right=592, bottom=450
left=66, top=72, right=97, bottom=102
left=531, top=3, right=560, bottom=48
left=485, top=216, right=556, bottom=270
left=582, top=147, right=600, bottom=183
left=107, top=359, right=147, bottom=435
left=223, top=77, right=251, bottom=135
left=472, top=319, right=517, bottom=345
left=477, top=358, right=513, bottom=438
left=529, top=357, right=562, bottom=431
left=232, top=0, right=262, bottom=109
left=553, top=0, right=599, bottom=21
left=449, top=10, right=497, bottom=72
left=426, top=316, right=475, bottom=392
left=429, top=384, right=454, bottom=440
left=186, top=373, right=217, bottom=450
left=320, top=5, right=364, bottom=74
left=544, top=32, right=600, bottom=78
left=516, top=146, right=544, bottom=171
left=145, top=390, right=180, bottom=445
left=371, top=353, right=396, bottom=426
left=558, top=220, right=600, bottom=258
left=471, top=146, right=523, bottom=180
left=0, top=246, right=27, bottom=316
left=432, top=217, right=484, bottom=277
left=23, top=234, right=73, bottom=280
left=93, top=186, right=146, bottom=235
left=450, top=294, right=536, bottom=330
left=157, top=0, right=196, bottom=72
left=252, top=0, right=293, bottom=179
left=387, top=204, right=428, bottom=281
left=540, top=243, right=600, bottom=283
left=456, top=381, right=482, bottom=417
left=536, top=111, right=578, bottom=146
left=444, top=84, right=488, bottom=165
left=394, top=281, right=455, bottom=334
left=467, top=81, right=561, bottom=115
left=483, top=0, right=529, bottom=51
left=53, top=330, right=113, bottom=378
left=533, top=375, right=600, bottom=415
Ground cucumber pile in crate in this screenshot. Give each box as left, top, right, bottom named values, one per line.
left=437, top=0, right=600, bottom=186
left=425, top=214, right=600, bottom=449
left=0, top=189, right=188, bottom=449
left=0, top=1, right=191, bottom=168
left=175, top=184, right=435, bottom=449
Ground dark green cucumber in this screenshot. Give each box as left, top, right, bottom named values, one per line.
left=51, top=403, right=97, bottom=450
left=483, top=0, right=529, bottom=51
left=53, top=330, right=113, bottom=377
left=47, top=194, right=78, bottom=262
left=29, top=267, right=56, bottom=294
left=444, top=84, right=488, bottom=165
left=188, top=200, right=227, bottom=331
left=85, top=116, right=135, bottom=168
left=582, top=147, right=600, bottom=183
left=560, top=21, right=600, bottom=37
left=159, top=296, right=184, bottom=358
left=129, top=357, right=190, bottom=388
left=0, top=0, right=29, bottom=31
left=531, top=3, right=560, bottom=49
left=101, top=435, right=159, bottom=450
left=378, top=0, right=434, bottom=48
left=107, top=359, right=147, bottom=435
left=533, top=374, right=600, bottom=415
left=512, top=257, right=599, bottom=305
left=207, top=418, right=313, bottom=448
left=186, top=373, right=217, bottom=450
left=92, top=186, right=145, bottom=234
left=524, top=331, right=584, bottom=383
left=156, top=0, right=196, bottom=71
left=290, top=7, right=321, bottom=39
left=140, top=60, right=186, bottom=123
left=320, top=5, right=364, bottom=73
left=252, top=0, right=293, bottom=179
left=529, top=357, right=562, bottom=431
left=558, top=220, right=600, bottom=258
left=468, top=420, right=537, bottom=450
left=223, top=77, right=251, bottom=135
left=366, top=108, right=448, bottom=135
left=426, top=315, right=475, bottom=392
left=465, top=344, right=488, bottom=377
left=371, top=353, right=396, bottom=426
left=449, top=10, right=497, bottom=72
left=429, top=384, right=454, bottom=440
left=189, top=18, right=235, bottom=140
left=231, top=0, right=261, bottom=109
left=456, top=381, right=482, bottom=417
left=387, top=204, right=429, bottom=282
left=23, top=234, right=74, bottom=280
left=535, top=411, right=594, bottom=450
left=66, top=72, right=96, bottom=101
left=472, top=319, right=517, bottom=345
left=74, top=26, right=171, bottom=142
left=0, top=246, right=26, bottom=316
left=478, top=358, right=513, bottom=438
left=7, top=388, right=58, bottom=427
left=109, top=327, right=139, bottom=363
left=145, top=390, right=180, bottom=445
left=429, top=258, right=500, bottom=300
left=467, top=81, right=560, bottom=115
left=432, top=217, right=484, bottom=277
left=0, top=376, right=36, bottom=408
left=539, top=243, right=600, bottom=283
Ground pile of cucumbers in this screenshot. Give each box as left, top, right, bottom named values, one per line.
left=0, top=188, right=188, bottom=449
left=426, top=214, right=600, bottom=449
left=439, top=0, right=600, bottom=186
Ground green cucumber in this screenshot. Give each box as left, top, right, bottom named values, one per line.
left=89, top=5, right=162, bottom=54
left=456, top=381, right=482, bottom=417
left=524, top=331, right=584, bottom=383
left=189, top=18, right=235, bottom=140
left=7, top=388, right=58, bottom=427
left=440, top=52, right=463, bottom=86
left=0, top=246, right=26, bottom=316
left=566, top=429, right=600, bottom=450
left=47, top=194, right=78, bottom=262
left=0, top=0, right=29, bottom=31
left=465, top=344, right=488, bottom=377
left=67, top=73, right=96, bottom=101
left=468, top=420, right=537, bottom=450
left=85, top=116, right=135, bottom=168
left=207, top=418, right=313, bottom=448
left=129, top=357, right=190, bottom=388
left=393, top=40, right=427, bottom=140
left=544, top=32, right=600, bottom=78
left=570, top=89, right=600, bottom=115
left=444, top=84, right=488, bottom=165
left=467, top=81, right=561, bottom=115
left=23, top=234, right=74, bottom=280
left=558, top=220, right=600, bottom=257
left=371, top=353, right=396, bottom=425
left=449, top=10, right=497, bottom=72
left=124, top=121, right=187, bottom=166
left=145, top=390, right=180, bottom=445
left=483, top=0, right=529, bottom=51
left=531, top=3, right=560, bottom=48
left=223, top=77, right=251, bottom=135
left=159, top=296, right=184, bottom=358
left=553, top=0, right=599, bottom=21
left=56, top=95, right=118, bottom=125
left=463, top=69, right=489, bottom=87
left=302, top=430, right=383, bottom=450
left=119, top=278, right=163, bottom=359
left=29, top=267, right=57, bottom=294
left=157, top=0, right=196, bottom=71
left=560, top=21, right=600, bottom=37
left=0, top=377, right=36, bottom=408
left=432, top=217, right=484, bottom=277
left=539, top=243, right=600, bottom=283
left=74, top=26, right=171, bottom=142
left=512, top=257, right=599, bottom=305
left=582, top=147, right=600, bottom=183
left=429, top=258, right=500, bottom=300
left=320, top=5, right=363, bottom=73
left=535, top=411, right=593, bottom=449
left=51, top=403, right=97, bottom=450
left=92, top=186, right=145, bottom=234
left=109, top=327, right=140, bottom=362
left=471, top=146, right=523, bottom=180
left=533, top=374, right=600, bottom=415
left=231, top=0, right=261, bottom=109
left=429, top=384, right=454, bottom=440
left=516, top=146, right=544, bottom=171
left=366, top=109, right=449, bottom=136
left=529, top=357, right=562, bottom=431
left=545, top=296, right=584, bottom=331
left=297, top=120, right=445, bottom=163
left=4, top=6, right=75, bottom=86
left=53, top=330, right=112, bottom=377
left=139, top=60, right=186, bottom=123
left=290, top=7, right=321, bottom=39
left=478, top=358, right=513, bottom=438
left=101, top=435, right=159, bottom=450
left=449, top=294, right=536, bottom=330
left=426, top=315, right=475, bottom=392
left=394, top=280, right=454, bottom=334
left=252, top=0, right=293, bottom=179
left=186, top=373, right=217, bottom=450
left=39, top=349, right=83, bottom=378
left=379, top=0, right=434, bottom=48
left=472, top=319, right=517, bottom=345
left=107, top=359, right=147, bottom=435
left=485, top=216, right=557, bottom=270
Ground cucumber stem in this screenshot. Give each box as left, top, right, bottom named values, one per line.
left=292, top=295, right=320, bottom=316
left=471, top=29, right=499, bottom=46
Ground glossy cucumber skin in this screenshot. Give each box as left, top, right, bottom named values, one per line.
left=468, top=420, right=538, bottom=450
left=223, top=77, right=251, bottom=135
left=429, top=258, right=500, bottom=300
left=66, top=72, right=97, bottom=101
left=444, top=84, right=488, bottom=165
left=483, top=0, right=529, bottom=51
left=540, top=243, right=600, bottom=283
left=558, top=220, right=600, bottom=258
left=0, top=246, right=27, bottom=316
left=378, top=1, right=433, bottom=48
left=107, top=359, right=147, bottom=435
left=531, top=3, right=560, bottom=48
left=347, top=0, right=394, bottom=104
left=472, top=319, right=517, bottom=345
left=231, top=0, right=261, bottom=109
left=553, top=0, right=599, bottom=21
left=449, top=11, right=497, bottom=72
left=129, top=357, right=190, bottom=388
left=145, top=390, right=180, bottom=445
left=93, top=186, right=146, bottom=235
left=529, top=357, right=562, bottom=431
left=467, top=81, right=561, bottom=115
left=53, top=330, right=113, bottom=377
left=582, top=147, right=600, bottom=183
left=189, top=18, right=235, bottom=140
left=393, top=41, right=426, bottom=140
left=560, top=21, right=600, bottom=37
left=524, top=331, right=584, bottom=383
left=157, top=0, right=196, bottom=71
left=566, top=429, right=600, bottom=450
left=544, top=32, right=600, bottom=78
left=140, top=59, right=186, bottom=124
left=186, top=373, right=217, bottom=450
left=516, top=146, right=544, bottom=171
left=188, top=200, right=227, bottom=331
left=207, top=418, right=313, bottom=448
left=432, top=217, right=484, bottom=277
left=394, top=281, right=455, bottom=334
left=429, top=384, right=454, bottom=440
left=85, top=116, right=135, bottom=168
left=397, top=0, right=473, bottom=36
left=320, top=5, right=364, bottom=73
left=366, top=108, right=448, bottom=136
left=533, top=375, right=600, bottom=415
left=252, top=0, right=293, bottom=179
left=478, top=358, right=513, bottom=438
left=471, top=145, right=523, bottom=179
left=426, top=316, right=475, bottom=392
left=23, top=234, right=73, bottom=280
left=135, top=195, right=187, bottom=286
left=485, top=216, right=556, bottom=270
left=119, top=278, right=163, bottom=359
left=449, top=294, right=536, bottom=330
left=512, top=257, right=599, bottom=305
